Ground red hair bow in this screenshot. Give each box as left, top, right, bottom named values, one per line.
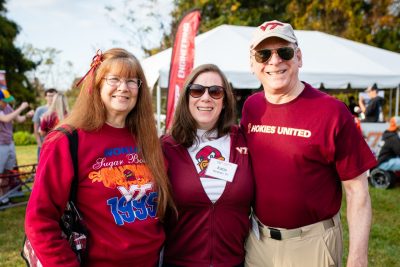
left=76, top=49, right=103, bottom=93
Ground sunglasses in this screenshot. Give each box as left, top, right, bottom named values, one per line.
left=188, top=84, right=225, bottom=99
left=254, top=47, right=295, bottom=63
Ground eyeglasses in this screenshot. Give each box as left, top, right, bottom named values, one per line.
left=103, top=77, right=142, bottom=89
left=188, top=84, right=225, bottom=99
left=253, top=47, right=295, bottom=63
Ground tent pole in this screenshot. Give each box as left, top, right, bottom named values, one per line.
left=396, top=85, right=400, bottom=117
left=389, top=88, right=393, bottom=118
left=157, top=84, right=161, bottom=136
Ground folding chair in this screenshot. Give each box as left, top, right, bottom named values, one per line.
left=0, top=163, right=37, bottom=210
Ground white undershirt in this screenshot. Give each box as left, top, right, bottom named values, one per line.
left=188, top=129, right=231, bottom=203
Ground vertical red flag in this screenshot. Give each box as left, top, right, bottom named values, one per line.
left=165, top=9, right=201, bottom=131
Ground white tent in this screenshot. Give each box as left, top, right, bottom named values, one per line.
left=142, top=24, right=400, bottom=90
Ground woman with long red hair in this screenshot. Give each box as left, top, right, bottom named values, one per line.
left=25, top=48, right=174, bottom=267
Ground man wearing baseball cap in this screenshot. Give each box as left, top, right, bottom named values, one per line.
left=241, top=20, right=376, bottom=267
left=358, top=84, right=385, bottom=122
left=0, top=88, right=34, bottom=200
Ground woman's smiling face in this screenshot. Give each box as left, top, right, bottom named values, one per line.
left=100, top=74, right=139, bottom=123
left=188, top=71, right=224, bottom=130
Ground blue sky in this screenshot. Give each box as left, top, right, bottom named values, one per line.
left=6, top=0, right=173, bottom=90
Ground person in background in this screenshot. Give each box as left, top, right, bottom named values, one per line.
left=161, top=64, right=254, bottom=267
left=32, top=88, right=57, bottom=157
left=241, top=20, right=376, bottom=267
left=347, top=96, right=358, bottom=116
left=39, top=93, right=69, bottom=137
left=377, top=116, right=400, bottom=171
left=347, top=96, right=362, bottom=133
left=0, top=88, right=34, bottom=200
left=358, top=84, right=385, bottom=122
left=25, top=48, right=174, bottom=266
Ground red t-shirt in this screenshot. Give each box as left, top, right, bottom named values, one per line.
left=25, top=124, right=164, bottom=267
left=240, top=83, right=376, bottom=229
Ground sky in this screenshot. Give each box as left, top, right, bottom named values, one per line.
left=5, top=0, right=173, bottom=90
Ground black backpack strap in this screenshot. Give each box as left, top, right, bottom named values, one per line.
left=55, top=127, right=79, bottom=202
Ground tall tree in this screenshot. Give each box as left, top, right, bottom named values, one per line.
left=0, top=0, right=36, bottom=103
left=287, top=0, right=400, bottom=52
left=170, top=0, right=291, bottom=37
left=105, top=0, right=173, bottom=56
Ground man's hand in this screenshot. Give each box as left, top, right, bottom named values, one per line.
left=26, top=110, right=35, bottom=118
left=19, top=102, right=29, bottom=110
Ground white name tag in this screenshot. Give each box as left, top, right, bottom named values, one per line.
left=205, top=158, right=237, bottom=182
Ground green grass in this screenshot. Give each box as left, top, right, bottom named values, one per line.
left=15, top=145, right=37, bottom=166
left=341, top=185, right=400, bottom=267
left=0, top=145, right=36, bottom=267
left=1, top=145, right=399, bottom=266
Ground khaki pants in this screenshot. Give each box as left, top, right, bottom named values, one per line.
left=245, top=213, right=342, bottom=267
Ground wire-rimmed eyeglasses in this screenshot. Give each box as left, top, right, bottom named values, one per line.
left=103, top=76, right=142, bottom=89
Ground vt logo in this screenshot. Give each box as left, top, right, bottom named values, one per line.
left=117, top=184, right=152, bottom=202
left=260, top=22, right=284, bottom=31
left=236, top=147, right=248, bottom=154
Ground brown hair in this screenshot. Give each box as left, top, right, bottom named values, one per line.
left=61, top=48, right=174, bottom=219
left=170, top=64, right=236, bottom=147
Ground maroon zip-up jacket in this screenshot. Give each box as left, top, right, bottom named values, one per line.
left=161, top=126, right=254, bottom=267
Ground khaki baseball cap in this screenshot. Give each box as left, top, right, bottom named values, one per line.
left=250, top=20, right=298, bottom=49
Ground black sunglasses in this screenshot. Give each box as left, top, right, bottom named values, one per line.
left=187, top=84, right=225, bottom=99
left=254, top=47, right=295, bottom=63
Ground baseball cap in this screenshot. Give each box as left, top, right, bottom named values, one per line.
left=388, top=116, right=400, bottom=132
left=250, top=20, right=298, bottom=49
left=0, top=88, right=15, bottom=103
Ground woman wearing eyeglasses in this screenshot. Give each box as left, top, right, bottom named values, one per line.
left=25, top=48, right=174, bottom=267
left=161, top=64, right=254, bottom=267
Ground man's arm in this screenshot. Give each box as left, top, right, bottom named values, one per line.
left=33, top=121, right=42, bottom=146
left=15, top=109, right=34, bottom=123
left=342, top=171, right=372, bottom=267
left=358, top=96, right=366, bottom=113
left=0, top=102, right=30, bottom=123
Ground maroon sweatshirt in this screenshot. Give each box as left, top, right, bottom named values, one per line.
left=25, top=124, right=164, bottom=267
left=161, top=126, right=254, bottom=267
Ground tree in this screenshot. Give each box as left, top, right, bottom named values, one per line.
left=287, top=0, right=400, bottom=52
left=170, top=0, right=291, bottom=36
left=0, top=0, right=36, bottom=103
left=22, top=44, right=76, bottom=95
left=105, top=0, right=173, bottom=56
left=169, top=0, right=399, bottom=53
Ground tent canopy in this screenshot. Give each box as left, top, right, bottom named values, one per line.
left=142, top=24, right=400, bottom=90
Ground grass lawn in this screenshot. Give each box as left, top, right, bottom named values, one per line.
left=1, top=145, right=399, bottom=266
left=0, top=145, right=36, bottom=267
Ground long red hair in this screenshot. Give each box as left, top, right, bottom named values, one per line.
left=60, top=48, right=174, bottom=219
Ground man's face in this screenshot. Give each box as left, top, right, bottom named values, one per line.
left=367, top=90, right=377, bottom=98
left=251, top=37, right=302, bottom=94
left=0, top=100, right=6, bottom=109
left=45, top=92, right=56, bottom=105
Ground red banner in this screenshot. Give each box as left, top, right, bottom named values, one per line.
left=0, top=70, right=7, bottom=89
left=165, top=9, right=201, bottom=131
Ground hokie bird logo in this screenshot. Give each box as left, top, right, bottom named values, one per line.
left=195, top=145, right=225, bottom=176
left=88, top=164, right=153, bottom=202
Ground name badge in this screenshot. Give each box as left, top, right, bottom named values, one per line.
left=205, top=158, right=237, bottom=182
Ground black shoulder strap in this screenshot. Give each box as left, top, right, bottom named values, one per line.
left=56, top=127, right=79, bottom=202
